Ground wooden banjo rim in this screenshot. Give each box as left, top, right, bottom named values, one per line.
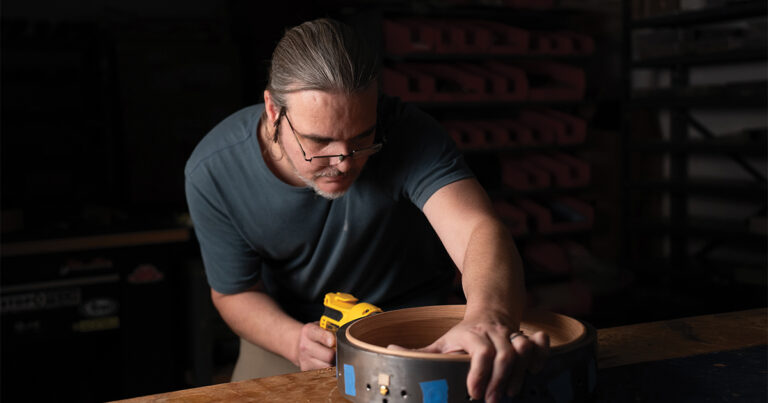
left=345, top=305, right=587, bottom=361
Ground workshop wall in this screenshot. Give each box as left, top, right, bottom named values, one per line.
left=1, top=0, right=323, bottom=400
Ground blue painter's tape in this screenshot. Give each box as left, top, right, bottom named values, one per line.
left=343, top=364, right=356, bottom=397
left=419, top=379, right=448, bottom=403
left=548, top=371, right=573, bottom=403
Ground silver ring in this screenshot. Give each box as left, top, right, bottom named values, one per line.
left=509, top=331, right=527, bottom=342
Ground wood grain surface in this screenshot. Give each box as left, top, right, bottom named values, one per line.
left=116, top=307, right=767, bottom=403
left=597, top=307, right=767, bottom=369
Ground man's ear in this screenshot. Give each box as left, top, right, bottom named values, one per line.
left=263, top=90, right=280, bottom=125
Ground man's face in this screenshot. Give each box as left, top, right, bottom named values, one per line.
left=274, top=86, right=379, bottom=199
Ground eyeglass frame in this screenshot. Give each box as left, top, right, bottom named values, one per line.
left=278, top=107, right=384, bottom=164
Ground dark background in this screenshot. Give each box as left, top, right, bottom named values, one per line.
left=1, top=1, right=329, bottom=232
left=1, top=0, right=765, bottom=401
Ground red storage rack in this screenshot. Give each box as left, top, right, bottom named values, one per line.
left=470, top=21, right=530, bottom=54
left=496, top=119, right=538, bottom=146
left=542, top=109, right=588, bottom=145
left=409, top=63, right=487, bottom=101
left=531, top=32, right=577, bottom=55
left=482, top=61, right=530, bottom=100
left=515, top=112, right=557, bottom=145
left=383, top=19, right=438, bottom=55
left=501, top=158, right=552, bottom=190
left=444, top=121, right=485, bottom=148
left=381, top=10, right=599, bottom=319
left=553, top=152, right=590, bottom=186
left=386, top=61, right=534, bottom=103
left=474, top=121, right=514, bottom=146
left=456, top=63, right=526, bottom=101
left=445, top=119, right=543, bottom=148
left=531, top=31, right=596, bottom=55
left=519, top=110, right=570, bottom=144
left=516, top=197, right=594, bottom=233
left=381, top=65, right=435, bottom=102
left=493, top=200, right=529, bottom=236
left=524, top=153, right=590, bottom=188
left=516, top=61, right=586, bottom=101
left=383, top=19, right=536, bottom=56
left=560, top=31, right=596, bottom=55
left=432, top=21, right=494, bottom=54
left=444, top=120, right=509, bottom=148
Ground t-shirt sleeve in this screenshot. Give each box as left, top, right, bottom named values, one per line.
left=185, top=172, right=261, bottom=294
left=390, top=103, right=475, bottom=209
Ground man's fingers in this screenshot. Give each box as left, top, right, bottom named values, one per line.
left=483, top=331, right=516, bottom=403
left=300, top=338, right=335, bottom=363
left=380, top=325, right=550, bottom=402
left=506, top=335, right=533, bottom=397
left=528, top=331, right=550, bottom=373
left=298, top=322, right=336, bottom=370
left=305, top=322, right=336, bottom=348
left=388, top=342, right=466, bottom=355
left=464, top=333, right=494, bottom=401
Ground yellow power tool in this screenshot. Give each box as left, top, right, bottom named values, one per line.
left=319, top=292, right=382, bottom=332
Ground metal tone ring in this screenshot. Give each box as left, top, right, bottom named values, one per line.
left=337, top=306, right=597, bottom=403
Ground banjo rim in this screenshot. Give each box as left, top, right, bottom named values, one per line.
left=344, top=304, right=588, bottom=361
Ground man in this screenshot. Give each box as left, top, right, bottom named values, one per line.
left=185, top=18, right=548, bottom=402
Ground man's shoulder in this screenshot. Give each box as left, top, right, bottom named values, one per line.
left=185, top=104, right=264, bottom=178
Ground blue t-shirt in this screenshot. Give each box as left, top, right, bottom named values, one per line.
left=185, top=95, right=474, bottom=322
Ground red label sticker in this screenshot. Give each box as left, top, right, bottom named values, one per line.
left=127, top=264, right=165, bottom=284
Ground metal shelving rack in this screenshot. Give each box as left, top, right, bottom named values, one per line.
left=621, top=0, right=768, bottom=310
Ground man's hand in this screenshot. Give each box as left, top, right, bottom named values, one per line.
left=392, top=314, right=549, bottom=403
left=295, top=321, right=337, bottom=371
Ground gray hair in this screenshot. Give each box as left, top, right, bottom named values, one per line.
left=266, top=18, right=379, bottom=141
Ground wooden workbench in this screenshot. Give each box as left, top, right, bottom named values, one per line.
left=118, top=307, right=767, bottom=402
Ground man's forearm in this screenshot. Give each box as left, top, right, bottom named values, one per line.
left=461, top=217, right=526, bottom=325
left=211, top=287, right=304, bottom=365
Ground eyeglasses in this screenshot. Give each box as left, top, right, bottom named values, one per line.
left=280, top=108, right=383, bottom=167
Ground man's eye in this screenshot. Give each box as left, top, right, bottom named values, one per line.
left=311, top=138, right=332, bottom=146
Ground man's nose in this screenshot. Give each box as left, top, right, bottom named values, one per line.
left=331, top=153, right=353, bottom=171
left=330, top=142, right=354, bottom=164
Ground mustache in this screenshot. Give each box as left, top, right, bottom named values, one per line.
left=314, top=168, right=345, bottom=178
